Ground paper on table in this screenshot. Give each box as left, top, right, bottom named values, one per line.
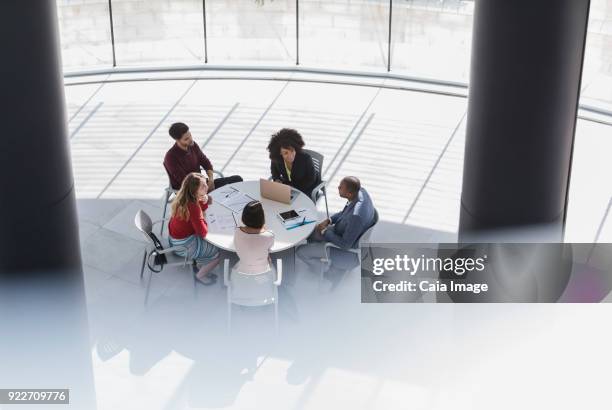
left=209, top=186, right=238, bottom=202
left=222, top=192, right=255, bottom=213
left=210, top=186, right=255, bottom=213
left=208, top=212, right=237, bottom=231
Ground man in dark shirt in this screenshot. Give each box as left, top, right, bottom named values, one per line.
left=163, top=122, right=242, bottom=190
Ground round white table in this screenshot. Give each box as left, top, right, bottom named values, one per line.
left=205, top=181, right=318, bottom=253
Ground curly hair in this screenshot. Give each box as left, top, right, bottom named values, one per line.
left=267, top=128, right=305, bottom=162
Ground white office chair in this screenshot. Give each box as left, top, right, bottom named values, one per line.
left=134, top=209, right=195, bottom=304
left=160, top=168, right=224, bottom=236
left=320, top=209, right=379, bottom=287
left=223, top=259, right=283, bottom=333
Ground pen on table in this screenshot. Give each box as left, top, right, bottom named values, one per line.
left=286, top=219, right=316, bottom=230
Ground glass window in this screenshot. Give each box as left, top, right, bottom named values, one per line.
left=390, top=0, right=474, bottom=82
left=207, top=0, right=296, bottom=64
left=111, top=0, right=205, bottom=65
left=299, top=0, right=389, bottom=71
left=581, top=0, right=612, bottom=111
left=57, top=0, right=114, bottom=69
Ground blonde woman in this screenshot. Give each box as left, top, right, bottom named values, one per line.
left=168, top=172, right=219, bottom=284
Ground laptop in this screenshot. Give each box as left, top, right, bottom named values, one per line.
left=260, top=178, right=298, bottom=204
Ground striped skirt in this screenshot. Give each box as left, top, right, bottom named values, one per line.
left=169, top=235, right=219, bottom=265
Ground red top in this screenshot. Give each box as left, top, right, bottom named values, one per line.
left=168, top=200, right=209, bottom=239
left=163, top=142, right=213, bottom=190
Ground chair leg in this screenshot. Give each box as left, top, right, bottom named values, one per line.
left=318, top=258, right=326, bottom=292
left=318, top=245, right=331, bottom=291
left=274, top=301, right=279, bottom=334
left=144, top=269, right=153, bottom=307
left=161, top=191, right=170, bottom=237
left=366, top=247, right=375, bottom=267
left=323, top=190, right=330, bottom=219
left=140, top=249, right=147, bottom=279
left=193, top=269, right=198, bottom=299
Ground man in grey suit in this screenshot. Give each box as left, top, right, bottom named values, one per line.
left=297, top=176, right=376, bottom=278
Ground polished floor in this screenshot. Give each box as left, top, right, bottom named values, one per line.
left=66, top=76, right=612, bottom=410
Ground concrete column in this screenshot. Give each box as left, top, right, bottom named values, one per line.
left=0, top=1, right=96, bottom=407
left=459, top=0, right=590, bottom=242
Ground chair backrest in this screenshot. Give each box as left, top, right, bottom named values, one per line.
left=358, top=208, right=379, bottom=246
left=163, top=162, right=177, bottom=191
left=303, top=148, right=324, bottom=177
left=134, top=209, right=155, bottom=245
left=229, top=269, right=276, bottom=306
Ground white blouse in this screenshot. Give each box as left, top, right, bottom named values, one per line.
left=234, top=228, right=275, bottom=274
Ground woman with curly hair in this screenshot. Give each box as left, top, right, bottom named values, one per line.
left=168, top=172, right=219, bottom=284
left=267, top=128, right=320, bottom=197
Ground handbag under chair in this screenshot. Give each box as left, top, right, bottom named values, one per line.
left=134, top=209, right=196, bottom=305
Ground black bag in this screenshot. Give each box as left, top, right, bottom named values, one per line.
left=147, top=231, right=168, bottom=273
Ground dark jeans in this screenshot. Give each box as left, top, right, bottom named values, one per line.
left=212, top=175, right=243, bottom=189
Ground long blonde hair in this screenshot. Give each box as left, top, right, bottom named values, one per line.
left=171, top=172, right=207, bottom=221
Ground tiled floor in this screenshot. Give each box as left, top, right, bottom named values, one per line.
left=66, top=76, right=612, bottom=410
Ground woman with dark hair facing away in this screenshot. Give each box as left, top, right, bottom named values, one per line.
left=233, top=200, right=275, bottom=274
left=267, top=128, right=320, bottom=197
left=168, top=172, right=220, bottom=284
